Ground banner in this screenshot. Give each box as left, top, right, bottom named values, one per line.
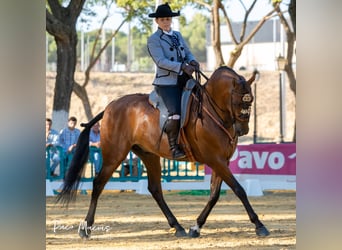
left=205, top=143, right=296, bottom=175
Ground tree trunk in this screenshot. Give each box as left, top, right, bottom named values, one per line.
left=275, top=4, right=296, bottom=142
left=73, top=82, right=93, bottom=120
left=212, top=0, right=224, bottom=68
left=227, top=46, right=242, bottom=68
left=52, top=32, right=78, bottom=131
left=46, top=0, right=85, bottom=131
left=284, top=34, right=296, bottom=142
left=289, top=0, right=296, bottom=36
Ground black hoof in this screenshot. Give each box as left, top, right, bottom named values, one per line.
left=188, top=228, right=200, bottom=238
left=175, top=229, right=188, bottom=237
left=256, top=225, right=270, bottom=237
left=79, top=228, right=91, bottom=239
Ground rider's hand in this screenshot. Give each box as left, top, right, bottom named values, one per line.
left=189, top=60, right=200, bottom=71
left=181, top=63, right=195, bottom=76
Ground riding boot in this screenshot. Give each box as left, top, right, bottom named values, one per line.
left=164, top=118, right=186, bottom=160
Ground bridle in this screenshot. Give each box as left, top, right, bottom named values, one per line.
left=193, top=69, right=253, bottom=144
left=231, top=86, right=253, bottom=123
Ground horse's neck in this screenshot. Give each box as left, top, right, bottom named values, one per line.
left=202, top=85, right=234, bottom=129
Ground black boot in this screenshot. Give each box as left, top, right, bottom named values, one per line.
left=164, top=118, right=186, bottom=160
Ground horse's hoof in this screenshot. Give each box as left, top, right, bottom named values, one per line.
left=188, top=228, right=200, bottom=238
left=256, top=226, right=270, bottom=237
left=175, top=229, right=188, bottom=237
left=79, top=228, right=91, bottom=239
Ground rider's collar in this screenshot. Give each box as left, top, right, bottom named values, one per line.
left=162, top=29, right=173, bottom=36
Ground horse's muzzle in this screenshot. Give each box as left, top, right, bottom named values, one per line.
left=234, top=122, right=249, bottom=136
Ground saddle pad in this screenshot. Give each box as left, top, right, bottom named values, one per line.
left=148, top=90, right=169, bottom=130
left=181, top=79, right=197, bottom=127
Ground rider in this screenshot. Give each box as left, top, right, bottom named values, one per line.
left=147, top=3, right=200, bottom=160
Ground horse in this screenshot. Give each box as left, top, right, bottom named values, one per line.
left=57, top=66, right=269, bottom=238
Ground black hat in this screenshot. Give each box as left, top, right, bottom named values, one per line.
left=148, top=3, right=180, bottom=18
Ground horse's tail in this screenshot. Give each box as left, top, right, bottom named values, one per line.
left=56, top=111, right=104, bottom=205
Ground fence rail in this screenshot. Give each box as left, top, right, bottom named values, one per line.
left=46, top=146, right=205, bottom=183
left=46, top=143, right=296, bottom=197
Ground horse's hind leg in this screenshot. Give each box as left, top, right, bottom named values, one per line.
left=134, top=149, right=187, bottom=237
left=189, top=171, right=223, bottom=237
left=79, top=154, right=125, bottom=238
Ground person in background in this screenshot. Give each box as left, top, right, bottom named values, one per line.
left=58, top=116, right=81, bottom=166
left=147, top=3, right=200, bottom=160
left=89, top=122, right=101, bottom=176
left=121, top=152, right=139, bottom=177
left=46, top=118, right=60, bottom=177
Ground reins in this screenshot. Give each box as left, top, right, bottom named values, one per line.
left=193, top=69, right=237, bottom=144
left=198, top=70, right=209, bottom=81
left=197, top=93, right=236, bottom=144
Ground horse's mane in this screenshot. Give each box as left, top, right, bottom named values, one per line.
left=215, top=66, right=246, bottom=84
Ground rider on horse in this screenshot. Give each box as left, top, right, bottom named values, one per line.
left=147, top=3, right=200, bottom=160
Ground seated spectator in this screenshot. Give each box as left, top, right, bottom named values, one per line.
left=89, top=122, right=101, bottom=176
left=46, top=118, right=60, bottom=177
left=58, top=116, right=80, bottom=167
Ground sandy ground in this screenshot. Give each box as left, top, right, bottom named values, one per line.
left=46, top=190, right=296, bottom=249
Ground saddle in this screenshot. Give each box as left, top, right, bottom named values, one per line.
left=148, top=79, right=198, bottom=161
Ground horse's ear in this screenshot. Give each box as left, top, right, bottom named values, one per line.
left=247, top=69, right=259, bottom=86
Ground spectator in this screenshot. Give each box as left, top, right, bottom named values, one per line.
left=89, top=122, right=101, bottom=175
left=46, top=118, right=60, bottom=177
left=58, top=116, right=80, bottom=166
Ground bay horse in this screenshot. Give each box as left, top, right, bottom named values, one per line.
left=57, top=66, right=269, bottom=238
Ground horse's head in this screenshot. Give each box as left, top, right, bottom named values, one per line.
left=205, top=67, right=256, bottom=137
left=231, top=74, right=255, bottom=136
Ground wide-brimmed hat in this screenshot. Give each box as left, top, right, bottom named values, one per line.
left=148, top=3, right=180, bottom=18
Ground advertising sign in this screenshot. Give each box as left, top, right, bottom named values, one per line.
left=205, top=143, right=296, bottom=175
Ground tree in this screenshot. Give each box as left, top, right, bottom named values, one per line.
left=273, top=0, right=296, bottom=141
left=221, top=0, right=281, bottom=67
left=46, top=0, right=86, bottom=131
left=288, top=0, right=295, bottom=35
left=47, top=0, right=155, bottom=129
left=193, top=0, right=282, bottom=68
left=73, top=0, right=127, bottom=120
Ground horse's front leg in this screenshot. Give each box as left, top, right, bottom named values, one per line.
left=221, top=167, right=270, bottom=237
left=189, top=170, right=222, bottom=237
left=139, top=153, right=187, bottom=237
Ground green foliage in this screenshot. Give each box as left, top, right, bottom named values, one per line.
left=113, top=31, right=128, bottom=63
left=131, top=26, right=150, bottom=59
left=116, top=0, right=155, bottom=22
left=180, top=13, right=208, bottom=62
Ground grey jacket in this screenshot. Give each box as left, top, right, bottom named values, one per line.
left=147, top=28, right=196, bottom=85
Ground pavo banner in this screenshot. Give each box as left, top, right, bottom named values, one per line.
left=206, top=143, right=296, bottom=175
